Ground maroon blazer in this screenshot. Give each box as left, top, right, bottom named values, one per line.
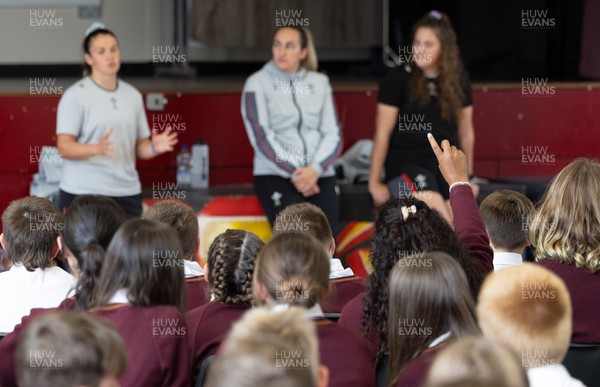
left=57, top=296, right=76, bottom=310
left=185, top=276, right=209, bottom=311
left=315, top=318, right=376, bottom=387
left=537, top=259, right=600, bottom=343
left=322, top=275, right=367, bottom=314
left=0, top=308, right=52, bottom=387
left=91, top=304, right=191, bottom=387
left=187, top=302, right=251, bottom=376
left=338, top=292, right=379, bottom=358
left=451, top=184, right=494, bottom=274
left=395, top=342, right=447, bottom=387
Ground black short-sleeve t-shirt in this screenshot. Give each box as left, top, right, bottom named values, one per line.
left=377, top=65, right=472, bottom=182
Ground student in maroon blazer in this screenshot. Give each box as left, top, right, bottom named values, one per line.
left=386, top=252, right=480, bottom=387
left=339, top=133, right=493, bottom=363
left=144, top=200, right=210, bottom=311
left=88, top=218, right=190, bottom=387
left=0, top=195, right=125, bottom=387
left=187, top=229, right=264, bottom=378
left=254, top=233, right=376, bottom=387
left=272, top=202, right=366, bottom=313
left=529, top=158, right=600, bottom=344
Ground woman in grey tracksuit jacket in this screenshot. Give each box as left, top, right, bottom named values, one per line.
left=241, top=27, right=342, bottom=234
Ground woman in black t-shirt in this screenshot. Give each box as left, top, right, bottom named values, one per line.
left=368, top=10, right=478, bottom=221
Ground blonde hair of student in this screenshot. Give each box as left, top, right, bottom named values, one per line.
left=253, top=233, right=330, bottom=308
left=205, top=307, right=324, bottom=387
left=477, top=263, right=572, bottom=365
left=16, top=311, right=127, bottom=387
left=530, top=158, right=600, bottom=272
left=424, top=337, right=529, bottom=387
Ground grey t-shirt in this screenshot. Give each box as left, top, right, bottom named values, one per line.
left=56, top=77, right=150, bottom=196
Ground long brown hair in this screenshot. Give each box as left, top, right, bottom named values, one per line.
left=408, top=11, right=465, bottom=121
left=61, top=195, right=126, bottom=310
left=92, top=219, right=186, bottom=312
left=386, top=251, right=480, bottom=387
left=531, top=158, right=600, bottom=272
left=253, top=233, right=329, bottom=308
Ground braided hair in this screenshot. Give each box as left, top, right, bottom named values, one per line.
left=207, top=229, right=264, bottom=304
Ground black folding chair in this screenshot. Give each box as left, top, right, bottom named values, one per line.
left=194, top=355, right=215, bottom=387
left=562, top=343, right=600, bottom=386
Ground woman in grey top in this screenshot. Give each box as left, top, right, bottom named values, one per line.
left=241, top=27, right=342, bottom=234
left=56, top=23, right=178, bottom=217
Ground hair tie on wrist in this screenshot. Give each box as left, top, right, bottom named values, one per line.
left=400, top=205, right=417, bottom=220
left=429, top=10, right=443, bottom=20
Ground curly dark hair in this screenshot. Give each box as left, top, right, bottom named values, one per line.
left=362, top=196, right=485, bottom=360
left=408, top=11, right=466, bottom=121
left=207, top=229, right=264, bottom=305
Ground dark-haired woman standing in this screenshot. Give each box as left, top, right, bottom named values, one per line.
left=56, top=23, right=178, bottom=217
left=369, top=11, right=477, bottom=221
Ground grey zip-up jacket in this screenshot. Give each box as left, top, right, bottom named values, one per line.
left=241, top=60, right=342, bottom=178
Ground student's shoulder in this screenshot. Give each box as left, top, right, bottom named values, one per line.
left=142, top=304, right=184, bottom=318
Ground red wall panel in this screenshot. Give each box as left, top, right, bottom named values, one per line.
left=1, top=85, right=599, bottom=217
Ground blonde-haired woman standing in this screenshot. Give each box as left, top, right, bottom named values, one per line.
left=242, top=27, right=342, bottom=234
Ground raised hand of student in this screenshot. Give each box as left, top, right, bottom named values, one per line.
left=427, top=133, right=469, bottom=186
left=291, top=167, right=319, bottom=197
left=152, top=126, right=179, bottom=154
left=96, top=128, right=115, bottom=156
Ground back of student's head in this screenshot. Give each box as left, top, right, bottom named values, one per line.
left=206, top=307, right=321, bottom=387
left=93, top=218, right=186, bottom=312
left=477, top=263, right=572, bottom=366
left=364, top=196, right=484, bottom=358
left=480, top=190, right=533, bottom=251
left=207, top=229, right=264, bottom=304
left=1, top=196, right=63, bottom=270
left=387, top=251, right=480, bottom=387
left=143, top=200, right=199, bottom=261
left=424, top=337, right=528, bottom=387
left=254, top=233, right=330, bottom=308
left=15, top=311, right=127, bottom=387
left=531, top=158, right=600, bottom=272
left=273, top=203, right=333, bottom=252
left=61, top=195, right=126, bottom=310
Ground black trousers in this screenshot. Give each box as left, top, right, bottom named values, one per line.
left=254, top=175, right=340, bottom=236
left=59, top=190, right=143, bottom=218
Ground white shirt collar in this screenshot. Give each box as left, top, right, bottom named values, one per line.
left=329, top=258, right=354, bottom=279
left=184, top=260, right=204, bottom=278
left=428, top=331, right=451, bottom=348
left=270, top=303, right=325, bottom=320
left=527, top=364, right=585, bottom=387
left=493, top=252, right=523, bottom=271
left=107, top=288, right=129, bottom=304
